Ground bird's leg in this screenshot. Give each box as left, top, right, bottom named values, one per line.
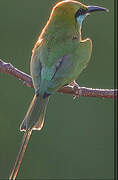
left=69, top=80, right=80, bottom=99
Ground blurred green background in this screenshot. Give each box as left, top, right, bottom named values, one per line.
left=0, top=0, right=114, bottom=179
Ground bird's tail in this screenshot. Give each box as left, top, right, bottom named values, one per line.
left=20, top=94, right=50, bottom=131
left=9, top=95, right=50, bottom=179
left=9, top=130, right=32, bottom=180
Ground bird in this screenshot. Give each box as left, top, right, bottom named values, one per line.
left=9, top=1, right=108, bottom=179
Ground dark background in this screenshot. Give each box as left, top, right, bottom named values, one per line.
left=0, top=0, right=114, bottom=179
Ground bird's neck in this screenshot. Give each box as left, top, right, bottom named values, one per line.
left=40, top=17, right=82, bottom=42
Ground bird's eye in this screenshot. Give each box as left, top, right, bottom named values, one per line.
left=75, top=8, right=86, bottom=19
left=79, top=8, right=83, bottom=14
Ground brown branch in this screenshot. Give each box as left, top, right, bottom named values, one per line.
left=0, top=59, right=117, bottom=99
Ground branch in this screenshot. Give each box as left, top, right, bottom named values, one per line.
left=0, top=59, right=117, bottom=99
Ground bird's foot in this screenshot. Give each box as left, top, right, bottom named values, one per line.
left=69, top=81, right=80, bottom=99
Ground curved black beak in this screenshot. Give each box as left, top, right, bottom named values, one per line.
left=87, top=6, right=109, bottom=13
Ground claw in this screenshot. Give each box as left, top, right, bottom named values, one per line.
left=69, top=81, right=80, bottom=99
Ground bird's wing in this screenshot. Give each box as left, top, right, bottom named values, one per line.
left=30, top=41, right=43, bottom=93
left=45, top=39, right=92, bottom=94
left=45, top=54, right=76, bottom=93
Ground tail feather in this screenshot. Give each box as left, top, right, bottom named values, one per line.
left=20, top=95, right=50, bottom=131
left=9, top=94, right=50, bottom=179
left=9, top=130, right=32, bottom=180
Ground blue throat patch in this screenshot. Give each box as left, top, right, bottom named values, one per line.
left=76, top=15, right=86, bottom=26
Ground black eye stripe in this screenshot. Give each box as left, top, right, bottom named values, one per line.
left=75, top=8, right=87, bottom=18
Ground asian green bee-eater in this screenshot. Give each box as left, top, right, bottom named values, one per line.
left=9, top=1, right=108, bottom=179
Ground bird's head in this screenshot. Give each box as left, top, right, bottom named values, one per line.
left=40, top=0, right=108, bottom=40
left=49, top=0, right=108, bottom=28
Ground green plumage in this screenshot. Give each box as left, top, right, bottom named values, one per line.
left=21, top=1, right=92, bottom=131
left=9, top=1, right=108, bottom=179
left=20, top=95, right=50, bottom=131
